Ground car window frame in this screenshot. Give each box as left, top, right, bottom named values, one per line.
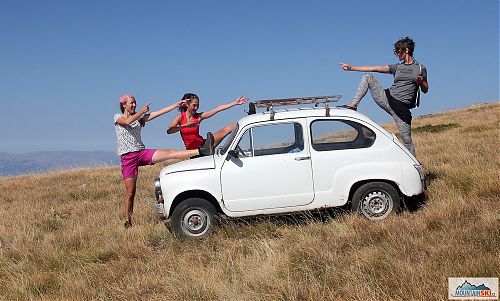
left=309, top=118, right=376, bottom=151
left=233, top=120, right=305, bottom=158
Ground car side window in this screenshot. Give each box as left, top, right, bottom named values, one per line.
left=235, top=122, right=304, bottom=157
left=234, top=129, right=253, bottom=157
left=253, top=122, right=303, bottom=156
left=310, top=119, right=375, bottom=151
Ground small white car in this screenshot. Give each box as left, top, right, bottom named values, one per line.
left=153, top=96, right=426, bottom=238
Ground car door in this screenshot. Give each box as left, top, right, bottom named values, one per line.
left=220, top=119, right=314, bottom=212
left=308, top=117, right=380, bottom=206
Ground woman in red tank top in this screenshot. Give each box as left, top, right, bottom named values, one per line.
left=167, top=93, right=249, bottom=150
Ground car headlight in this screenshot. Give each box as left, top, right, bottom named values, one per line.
left=154, top=178, right=162, bottom=202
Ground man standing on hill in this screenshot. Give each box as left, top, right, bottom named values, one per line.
left=339, top=37, right=429, bottom=157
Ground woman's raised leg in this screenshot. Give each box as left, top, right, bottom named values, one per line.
left=151, top=149, right=198, bottom=163
left=213, top=122, right=236, bottom=146
left=349, top=73, right=389, bottom=110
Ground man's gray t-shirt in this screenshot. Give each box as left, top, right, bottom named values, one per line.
left=114, top=113, right=146, bottom=156
left=388, top=62, right=427, bottom=105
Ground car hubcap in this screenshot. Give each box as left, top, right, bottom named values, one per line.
left=362, top=191, right=391, bottom=217
left=183, top=209, right=209, bottom=235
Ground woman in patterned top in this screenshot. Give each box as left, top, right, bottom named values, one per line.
left=114, top=94, right=214, bottom=228
left=166, top=93, right=249, bottom=151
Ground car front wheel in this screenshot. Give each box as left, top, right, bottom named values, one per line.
left=171, top=198, right=216, bottom=239
left=351, top=182, right=400, bottom=220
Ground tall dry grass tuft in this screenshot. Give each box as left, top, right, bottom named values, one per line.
left=0, top=103, right=499, bottom=301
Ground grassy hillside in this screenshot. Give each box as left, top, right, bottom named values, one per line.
left=0, top=103, right=498, bottom=301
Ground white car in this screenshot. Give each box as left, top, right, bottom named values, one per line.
left=153, top=96, right=426, bottom=238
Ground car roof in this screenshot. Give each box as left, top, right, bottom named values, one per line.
left=237, top=106, right=379, bottom=127
left=236, top=106, right=396, bottom=148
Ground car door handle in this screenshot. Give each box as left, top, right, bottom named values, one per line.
left=294, top=156, right=310, bottom=161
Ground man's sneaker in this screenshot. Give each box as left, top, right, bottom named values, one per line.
left=124, top=220, right=132, bottom=229
left=248, top=102, right=256, bottom=115
left=199, top=132, right=215, bottom=156
left=338, top=104, right=357, bottom=111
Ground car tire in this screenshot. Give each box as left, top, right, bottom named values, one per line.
left=351, top=182, right=400, bottom=220
left=171, top=198, right=216, bottom=239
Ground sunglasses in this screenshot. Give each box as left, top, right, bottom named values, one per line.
left=394, top=48, right=406, bottom=55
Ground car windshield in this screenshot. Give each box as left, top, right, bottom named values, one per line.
left=219, top=123, right=239, bottom=155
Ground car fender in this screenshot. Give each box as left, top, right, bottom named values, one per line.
left=332, top=162, right=404, bottom=204
left=160, top=169, right=222, bottom=218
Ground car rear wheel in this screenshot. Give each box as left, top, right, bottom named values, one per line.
left=171, top=198, right=216, bottom=239
left=351, top=182, right=400, bottom=220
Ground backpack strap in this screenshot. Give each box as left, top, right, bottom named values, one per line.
left=414, top=64, right=422, bottom=109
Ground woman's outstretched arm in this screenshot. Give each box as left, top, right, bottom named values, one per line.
left=339, top=63, right=390, bottom=73
left=199, top=96, right=249, bottom=120
left=144, top=100, right=185, bottom=122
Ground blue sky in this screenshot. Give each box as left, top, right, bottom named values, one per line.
left=1, top=0, right=498, bottom=153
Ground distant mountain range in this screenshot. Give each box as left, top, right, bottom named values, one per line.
left=0, top=151, right=120, bottom=177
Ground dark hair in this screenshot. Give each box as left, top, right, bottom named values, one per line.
left=178, top=93, right=199, bottom=112
left=394, top=37, right=415, bottom=56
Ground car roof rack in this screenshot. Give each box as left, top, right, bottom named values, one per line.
left=253, top=95, right=342, bottom=120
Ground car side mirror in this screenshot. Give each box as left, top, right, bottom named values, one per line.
left=226, top=149, right=238, bottom=161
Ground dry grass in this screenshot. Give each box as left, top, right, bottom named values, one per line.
left=1, top=103, right=499, bottom=301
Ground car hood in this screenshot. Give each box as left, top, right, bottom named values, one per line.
left=161, top=155, right=215, bottom=175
